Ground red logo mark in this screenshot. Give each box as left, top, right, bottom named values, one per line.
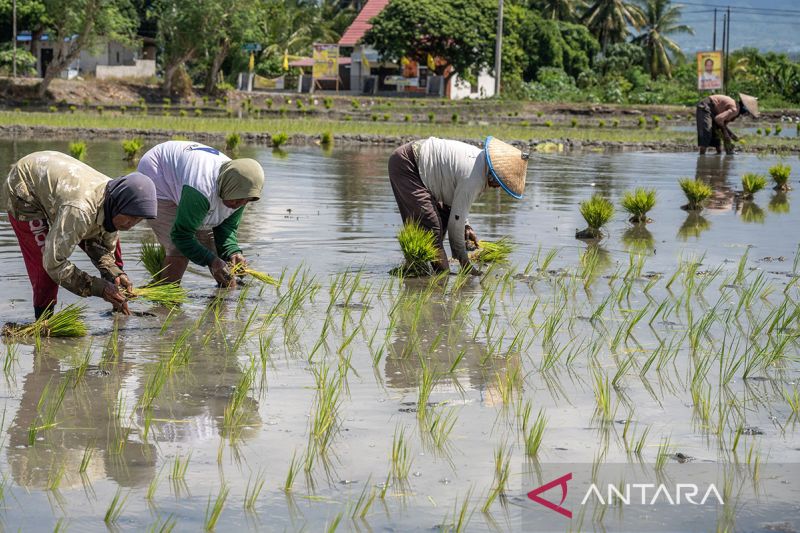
left=527, top=473, right=572, bottom=518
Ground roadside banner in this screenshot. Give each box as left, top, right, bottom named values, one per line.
left=697, top=51, right=723, bottom=90
left=312, top=44, right=339, bottom=80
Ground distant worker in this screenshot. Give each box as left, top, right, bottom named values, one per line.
left=388, top=136, right=527, bottom=273
left=137, top=141, right=265, bottom=287
left=6, top=152, right=157, bottom=318
left=696, top=93, right=759, bottom=155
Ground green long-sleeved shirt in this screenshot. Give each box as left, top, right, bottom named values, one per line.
left=170, top=185, right=245, bottom=266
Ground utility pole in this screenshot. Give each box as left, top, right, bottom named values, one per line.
left=12, top=0, right=17, bottom=78
left=721, top=12, right=727, bottom=93
left=494, top=0, right=503, bottom=96
left=712, top=8, right=717, bottom=50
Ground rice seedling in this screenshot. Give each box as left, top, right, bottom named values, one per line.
left=147, top=514, right=177, bottom=533
left=576, top=195, right=614, bottom=239
left=769, top=163, right=792, bottom=191
left=620, top=188, right=656, bottom=223
left=390, top=426, right=412, bottom=481
left=79, top=444, right=94, bottom=474
left=320, top=131, right=334, bottom=147
left=170, top=452, right=191, bottom=481
left=350, top=476, right=377, bottom=520
left=471, top=238, right=514, bottom=263
left=125, top=279, right=188, bottom=307
left=225, top=132, right=241, bottom=154
left=524, top=409, right=547, bottom=458
left=104, top=488, right=128, bottom=524
left=283, top=451, right=302, bottom=492
left=69, top=141, right=87, bottom=160
left=229, top=262, right=279, bottom=285
left=740, top=173, right=767, bottom=199
left=3, top=304, right=87, bottom=338
left=482, top=444, right=511, bottom=512
left=593, top=370, right=615, bottom=423
left=122, top=138, right=143, bottom=163
left=426, top=407, right=458, bottom=450
left=204, top=483, right=230, bottom=531
left=140, top=239, right=166, bottom=277
left=271, top=132, right=289, bottom=148
left=309, top=365, right=343, bottom=455
left=678, top=178, right=712, bottom=211
left=396, top=220, right=438, bottom=276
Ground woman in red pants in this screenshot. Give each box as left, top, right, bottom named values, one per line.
left=5, top=151, right=157, bottom=319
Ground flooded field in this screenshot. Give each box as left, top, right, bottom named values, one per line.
left=0, top=139, right=799, bottom=531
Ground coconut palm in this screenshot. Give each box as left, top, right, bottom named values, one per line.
left=632, top=0, right=693, bottom=78
left=582, top=0, right=645, bottom=50
left=531, top=0, right=587, bottom=22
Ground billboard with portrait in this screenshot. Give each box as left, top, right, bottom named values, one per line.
left=312, top=44, right=339, bottom=80
left=697, top=51, right=723, bottom=90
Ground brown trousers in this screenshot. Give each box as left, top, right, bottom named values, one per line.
left=388, top=142, right=450, bottom=247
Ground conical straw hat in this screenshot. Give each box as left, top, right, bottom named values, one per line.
left=739, top=93, right=759, bottom=118
left=484, top=136, right=528, bottom=199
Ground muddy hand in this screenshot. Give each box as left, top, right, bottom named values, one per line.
left=211, top=257, right=237, bottom=288
left=465, top=225, right=479, bottom=251
left=102, top=281, right=130, bottom=315
left=115, top=273, right=133, bottom=292
left=228, top=253, right=248, bottom=272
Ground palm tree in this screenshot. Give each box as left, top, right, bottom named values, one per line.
left=531, top=0, right=586, bottom=22
left=632, top=0, right=693, bottom=78
left=582, top=0, right=645, bottom=50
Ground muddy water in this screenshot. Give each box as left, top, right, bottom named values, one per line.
left=0, top=140, right=799, bottom=531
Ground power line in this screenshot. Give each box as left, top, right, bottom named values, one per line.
left=676, top=1, right=800, bottom=16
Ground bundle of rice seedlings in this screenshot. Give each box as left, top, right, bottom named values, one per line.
left=576, top=194, right=614, bottom=239
left=122, top=138, right=143, bottom=163
left=396, top=220, right=438, bottom=276
left=471, top=238, right=514, bottom=263
left=125, top=280, right=188, bottom=307
left=620, top=188, right=656, bottom=223
left=69, top=141, right=87, bottom=161
left=140, top=240, right=166, bottom=277
left=678, top=178, right=712, bottom=211
left=741, top=173, right=767, bottom=200
left=230, top=263, right=279, bottom=286
left=3, top=304, right=88, bottom=338
left=768, top=163, right=792, bottom=191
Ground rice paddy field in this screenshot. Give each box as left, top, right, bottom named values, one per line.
left=0, top=139, right=799, bottom=531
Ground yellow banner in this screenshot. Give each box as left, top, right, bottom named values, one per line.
left=697, top=51, right=723, bottom=91
left=312, top=44, right=339, bottom=80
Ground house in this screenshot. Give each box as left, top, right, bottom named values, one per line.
left=338, top=0, right=495, bottom=99
left=16, top=32, right=156, bottom=80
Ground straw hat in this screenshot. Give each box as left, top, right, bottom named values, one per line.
left=484, top=136, right=528, bottom=199
left=738, top=93, right=760, bottom=118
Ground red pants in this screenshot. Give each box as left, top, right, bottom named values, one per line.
left=8, top=213, right=123, bottom=316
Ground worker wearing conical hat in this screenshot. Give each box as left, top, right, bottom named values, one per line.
left=388, top=136, right=527, bottom=273
left=696, top=93, right=759, bottom=155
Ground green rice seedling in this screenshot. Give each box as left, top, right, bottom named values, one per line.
left=621, top=188, right=656, bottom=223
left=524, top=409, right=547, bottom=458
left=170, top=452, right=191, bottom=481
left=396, top=220, right=438, bottom=276
left=126, top=279, right=188, bottom=307
left=225, top=132, right=241, bottom=154
left=229, top=262, right=279, bottom=285
left=147, top=514, right=177, bottom=533
left=69, top=141, right=87, bottom=160
left=764, top=126, right=772, bottom=136
left=390, top=425, right=412, bottom=481
left=768, top=163, right=792, bottom=191
left=140, top=239, right=166, bottom=277
left=3, top=304, right=88, bottom=338
left=79, top=444, right=94, bottom=474
left=204, top=483, right=230, bottom=531
left=283, top=451, right=302, bottom=492
left=350, top=475, right=377, bottom=519
left=271, top=132, right=289, bottom=148
left=655, top=435, right=671, bottom=471
left=784, top=387, right=800, bottom=421
left=571, top=118, right=578, bottom=127
left=426, top=407, right=457, bottom=449
left=418, top=363, right=436, bottom=417
left=741, top=173, right=767, bottom=199
left=122, top=138, right=143, bottom=163
left=472, top=238, right=514, bottom=263
left=593, top=370, right=614, bottom=423
left=678, top=178, right=712, bottom=211
left=637, top=116, right=646, bottom=128
left=104, top=488, right=128, bottom=524
left=325, top=512, right=343, bottom=533
left=483, top=444, right=511, bottom=512
left=775, top=124, right=782, bottom=135
left=320, top=131, right=334, bottom=147
left=309, top=365, right=343, bottom=455
left=46, top=461, right=66, bottom=490
left=576, top=195, right=614, bottom=239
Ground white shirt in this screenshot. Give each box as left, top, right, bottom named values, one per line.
left=416, top=137, right=487, bottom=262
left=137, top=141, right=235, bottom=228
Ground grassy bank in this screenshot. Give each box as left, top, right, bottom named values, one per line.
left=1, top=110, right=797, bottom=151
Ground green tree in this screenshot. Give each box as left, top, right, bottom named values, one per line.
left=632, top=0, right=692, bottom=79
left=530, top=0, right=586, bottom=23
left=37, top=0, right=137, bottom=97
left=582, top=0, right=644, bottom=50
left=154, top=0, right=216, bottom=95
left=363, top=0, right=496, bottom=82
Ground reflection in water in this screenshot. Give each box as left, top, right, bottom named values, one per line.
left=740, top=202, right=766, bottom=224
left=621, top=224, right=655, bottom=253
left=678, top=213, right=712, bottom=240
left=6, top=335, right=156, bottom=490
left=695, top=155, right=735, bottom=212
left=768, top=193, right=790, bottom=214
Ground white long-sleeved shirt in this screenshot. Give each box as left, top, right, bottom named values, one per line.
left=416, top=137, right=487, bottom=262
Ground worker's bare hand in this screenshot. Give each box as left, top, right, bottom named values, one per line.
left=210, top=257, right=236, bottom=288
left=102, top=281, right=130, bottom=315
left=114, top=273, right=133, bottom=292
left=228, top=253, right=248, bottom=269
left=465, top=225, right=479, bottom=250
